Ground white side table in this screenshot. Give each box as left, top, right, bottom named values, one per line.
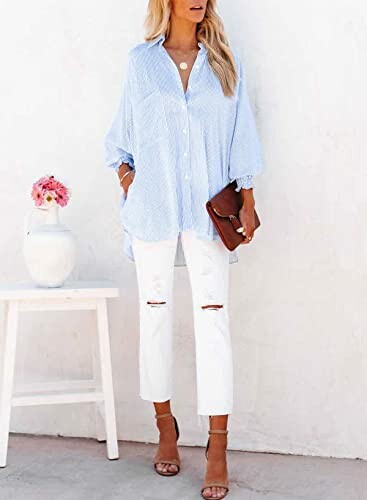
left=0, top=280, right=120, bottom=467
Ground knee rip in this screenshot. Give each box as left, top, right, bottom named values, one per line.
left=147, top=300, right=167, bottom=307
left=201, top=304, right=224, bottom=311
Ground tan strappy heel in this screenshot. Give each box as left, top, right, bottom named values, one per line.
left=201, top=429, right=229, bottom=499
left=153, top=412, right=181, bottom=476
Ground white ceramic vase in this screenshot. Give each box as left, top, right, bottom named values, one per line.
left=23, top=204, right=77, bottom=288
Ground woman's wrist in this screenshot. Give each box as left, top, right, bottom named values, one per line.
left=239, top=187, right=255, bottom=208
left=117, top=162, right=133, bottom=179
left=117, top=163, right=133, bottom=188
left=116, top=163, right=134, bottom=195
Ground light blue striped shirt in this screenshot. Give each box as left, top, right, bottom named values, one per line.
left=104, top=33, right=263, bottom=266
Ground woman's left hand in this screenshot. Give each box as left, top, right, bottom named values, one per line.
left=238, top=188, right=256, bottom=244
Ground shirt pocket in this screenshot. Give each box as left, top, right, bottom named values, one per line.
left=133, top=90, right=168, bottom=148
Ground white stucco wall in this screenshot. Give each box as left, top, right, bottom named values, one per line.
left=1, top=1, right=366, bottom=460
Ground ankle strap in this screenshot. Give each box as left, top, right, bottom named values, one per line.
left=155, top=412, right=173, bottom=419
left=208, top=429, right=228, bottom=434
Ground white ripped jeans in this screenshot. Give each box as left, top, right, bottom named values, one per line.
left=131, top=229, right=233, bottom=424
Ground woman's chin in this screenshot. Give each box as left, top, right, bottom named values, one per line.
left=187, top=11, right=205, bottom=21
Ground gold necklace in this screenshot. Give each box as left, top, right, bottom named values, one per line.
left=177, top=47, right=199, bottom=70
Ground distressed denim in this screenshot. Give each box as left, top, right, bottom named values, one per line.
left=132, top=229, right=233, bottom=428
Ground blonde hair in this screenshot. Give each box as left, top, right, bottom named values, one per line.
left=144, top=0, right=238, bottom=97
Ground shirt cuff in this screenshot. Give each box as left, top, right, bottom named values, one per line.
left=111, top=152, right=135, bottom=172
left=234, top=175, right=254, bottom=191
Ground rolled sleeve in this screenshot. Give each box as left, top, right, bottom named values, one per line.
left=104, top=54, right=135, bottom=172
left=228, top=51, right=263, bottom=190
left=234, top=174, right=254, bottom=191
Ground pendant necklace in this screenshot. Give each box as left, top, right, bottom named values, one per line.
left=178, top=47, right=199, bottom=70
left=163, top=42, right=198, bottom=70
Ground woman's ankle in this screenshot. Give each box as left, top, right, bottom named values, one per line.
left=209, top=414, right=229, bottom=431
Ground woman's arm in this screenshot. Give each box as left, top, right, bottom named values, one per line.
left=104, top=53, right=136, bottom=186
left=228, top=51, right=263, bottom=243
left=238, top=187, right=256, bottom=244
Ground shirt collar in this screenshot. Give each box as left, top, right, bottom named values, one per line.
left=147, top=33, right=166, bottom=48
left=147, top=33, right=207, bottom=54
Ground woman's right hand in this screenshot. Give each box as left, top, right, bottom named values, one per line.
left=121, top=170, right=135, bottom=196
left=118, top=164, right=135, bottom=196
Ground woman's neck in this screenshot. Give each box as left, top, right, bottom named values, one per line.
left=164, top=18, right=198, bottom=51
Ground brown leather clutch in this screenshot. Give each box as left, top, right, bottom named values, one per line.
left=206, top=180, right=261, bottom=251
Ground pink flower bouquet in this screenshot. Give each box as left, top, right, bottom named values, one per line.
left=31, top=175, right=71, bottom=209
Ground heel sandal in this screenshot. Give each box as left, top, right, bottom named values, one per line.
left=153, top=412, right=181, bottom=476
left=201, top=429, right=229, bottom=499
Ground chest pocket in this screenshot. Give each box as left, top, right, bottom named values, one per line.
left=133, top=90, right=168, bottom=149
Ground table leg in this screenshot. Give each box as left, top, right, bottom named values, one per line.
left=0, top=301, right=19, bottom=467
left=96, top=298, right=119, bottom=460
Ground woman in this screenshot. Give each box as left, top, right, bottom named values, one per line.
left=104, top=0, right=263, bottom=498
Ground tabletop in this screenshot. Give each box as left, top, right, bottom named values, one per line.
left=0, top=280, right=120, bottom=301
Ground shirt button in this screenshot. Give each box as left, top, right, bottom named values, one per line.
left=184, top=174, right=190, bottom=180
left=182, top=128, right=187, bottom=134
left=183, top=152, right=188, bottom=157
left=181, top=104, right=186, bottom=110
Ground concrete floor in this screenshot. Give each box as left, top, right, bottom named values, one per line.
left=1, top=434, right=367, bottom=500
